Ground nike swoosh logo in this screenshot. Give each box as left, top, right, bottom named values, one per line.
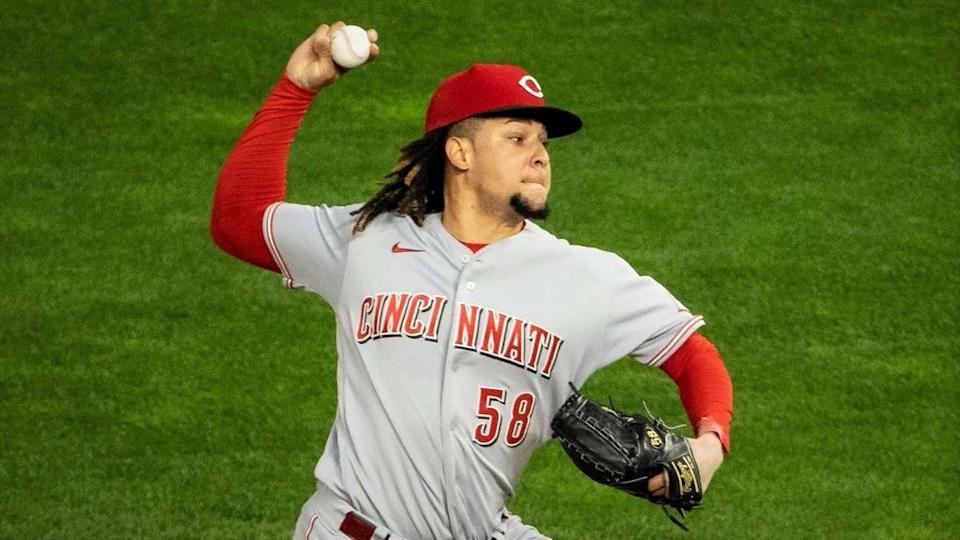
left=391, top=242, right=425, bottom=254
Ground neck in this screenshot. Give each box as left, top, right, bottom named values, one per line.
left=441, top=209, right=524, bottom=244
left=441, top=179, right=524, bottom=244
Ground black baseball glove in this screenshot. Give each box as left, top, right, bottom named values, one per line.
left=551, top=384, right=703, bottom=530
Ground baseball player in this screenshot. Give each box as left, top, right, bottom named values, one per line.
left=211, top=22, right=733, bottom=540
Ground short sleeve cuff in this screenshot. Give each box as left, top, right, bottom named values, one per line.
left=262, top=202, right=299, bottom=289
left=646, top=315, right=705, bottom=367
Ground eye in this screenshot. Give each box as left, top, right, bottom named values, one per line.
left=509, top=136, right=524, bottom=143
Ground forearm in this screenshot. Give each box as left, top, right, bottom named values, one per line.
left=660, top=332, right=734, bottom=452
left=210, top=73, right=317, bottom=271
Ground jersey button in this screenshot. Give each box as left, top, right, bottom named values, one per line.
left=460, top=255, right=470, bottom=263
left=466, top=281, right=476, bottom=291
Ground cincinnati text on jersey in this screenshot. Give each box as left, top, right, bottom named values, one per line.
left=355, top=292, right=564, bottom=378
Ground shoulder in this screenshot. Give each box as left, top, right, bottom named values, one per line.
left=269, top=202, right=363, bottom=236
left=283, top=202, right=364, bottom=224
left=336, top=205, right=411, bottom=237
left=521, top=221, right=640, bottom=280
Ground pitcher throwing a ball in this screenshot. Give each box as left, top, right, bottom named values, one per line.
left=212, top=21, right=734, bottom=540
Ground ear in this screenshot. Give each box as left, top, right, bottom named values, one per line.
left=445, top=136, right=471, bottom=171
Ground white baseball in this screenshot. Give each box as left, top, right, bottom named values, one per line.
left=330, top=25, right=371, bottom=69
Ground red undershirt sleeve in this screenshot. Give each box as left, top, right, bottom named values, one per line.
left=210, top=73, right=318, bottom=272
left=659, top=332, right=734, bottom=453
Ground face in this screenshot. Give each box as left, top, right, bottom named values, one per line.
left=457, top=117, right=552, bottom=220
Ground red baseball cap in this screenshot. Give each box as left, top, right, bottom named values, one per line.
left=424, top=64, right=582, bottom=138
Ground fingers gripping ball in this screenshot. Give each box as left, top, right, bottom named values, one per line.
left=330, top=25, right=371, bottom=69
left=551, top=385, right=703, bottom=530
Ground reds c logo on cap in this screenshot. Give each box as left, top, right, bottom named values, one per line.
left=424, top=64, right=581, bottom=137
left=518, top=75, right=544, bottom=98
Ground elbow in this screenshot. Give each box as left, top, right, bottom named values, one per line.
left=209, top=190, right=240, bottom=258
left=210, top=206, right=248, bottom=261
left=208, top=199, right=277, bottom=272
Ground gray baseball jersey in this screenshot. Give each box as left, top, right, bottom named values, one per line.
left=264, top=201, right=704, bottom=540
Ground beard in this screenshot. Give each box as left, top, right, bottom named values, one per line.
left=509, top=194, right=551, bottom=220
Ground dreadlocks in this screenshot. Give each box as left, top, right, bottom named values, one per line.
left=350, top=128, right=448, bottom=233
left=350, top=118, right=482, bottom=234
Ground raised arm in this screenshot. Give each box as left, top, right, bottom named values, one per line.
left=210, top=22, right=380, bottom=270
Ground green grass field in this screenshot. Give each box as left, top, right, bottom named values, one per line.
left=2, top=1, right=958, bottom=538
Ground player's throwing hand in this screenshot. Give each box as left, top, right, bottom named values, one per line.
left=284, top=21, right=380, bottom=92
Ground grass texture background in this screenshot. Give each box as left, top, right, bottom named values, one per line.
left=1, top=1, right=957, bottom=538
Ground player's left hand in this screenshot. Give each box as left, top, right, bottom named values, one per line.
left=648, top=432, right=724, bottom=496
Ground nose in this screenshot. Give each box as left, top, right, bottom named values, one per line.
left=531, top=141, right=550, bottom=169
